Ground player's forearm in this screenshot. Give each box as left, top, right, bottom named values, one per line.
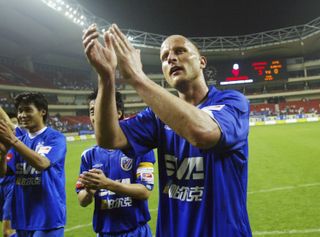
left=130, top=75, right=221, bottom=148
left=78, top=190, right=94, bottom=207
left=95, top=75, right=129, bottom=149
left=11, top=139, right=50, bottom=171
left=106, top=180, right=151, bottom=200
left=0, top=151, right=7, bottom=177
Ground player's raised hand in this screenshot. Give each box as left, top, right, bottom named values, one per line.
left=82, top=24, right=117, bottom=79
left=0, top=120, right=15, bottom=146
left=109, top=24, right=144, bottom=82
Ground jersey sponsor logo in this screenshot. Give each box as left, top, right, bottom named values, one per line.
left=120, top=157, right=133, bottom=171
left=98, top=178, right=133, bottom=209
left=165, top=155, right=204, bottom=180
left=167, top=184, right=204, bottom=202
left=99, top=178, right=131, bottom=196
left=100, top=196, right=132, bottom=209
left=164, top=155, right=205, bottom=202
left=16, top=177, right=41, bottom=186
left=16, top=162, right=41, bottom=175
left=15, top=163, right=41, bottom=186
left=202, top=105, right=225, bottom=111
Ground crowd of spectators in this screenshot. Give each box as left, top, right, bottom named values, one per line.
left=47, top=115, right=92, bottom=134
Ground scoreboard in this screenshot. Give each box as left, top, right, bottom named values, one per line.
left=251, top=60, right=284, bottom=81
left=215, top=59, right=287, bottom=85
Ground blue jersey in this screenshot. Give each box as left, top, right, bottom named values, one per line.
left=120, top=86, right=252, bottom=237
left=14, top=126, right=26, bottom=137
left=0, top=126, right=26, bottom=185
left=76, top=146, right=155, bottom=234
left=0, top=127, right=27, bottom=221
left=7, top=127, right=66, bottom=230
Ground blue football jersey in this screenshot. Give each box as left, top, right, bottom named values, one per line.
left=76, top=146, right=155, bottom=234
left=0, top=127, right=26, bottom=185
left=8, top=127, right=66, bottom=230
left=14, top=126, right=26, bottom=137
left=120, top=86, right=252, bottom=237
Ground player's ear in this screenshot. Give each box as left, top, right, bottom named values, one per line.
left=41, top=109, right=47, bottom=117
left=200, top=56, right=207, bottom=69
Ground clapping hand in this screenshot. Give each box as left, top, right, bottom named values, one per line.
left=82, top=24, right=117, bottom=80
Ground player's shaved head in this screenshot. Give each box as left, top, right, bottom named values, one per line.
left=161, top=35, right=201, bottom=57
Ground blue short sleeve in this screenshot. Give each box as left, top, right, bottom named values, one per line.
left=120, top=108, right=158, bottom=157
left=75, top=149, right=92, bottom=193
left=201, top=90, right=250, bottom=151
left=39, top=133, right=66, bottom=166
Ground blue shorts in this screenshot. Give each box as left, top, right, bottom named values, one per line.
left=98, top=223, right=152, bottom=237
left=16, top=228, right=64, bottom=237
left=0, top=180, right=14, bottom=221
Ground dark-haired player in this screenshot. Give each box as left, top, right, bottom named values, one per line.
left=76, top=90, right=155, bottom=237
left=0, top=92, right=66, bottom=237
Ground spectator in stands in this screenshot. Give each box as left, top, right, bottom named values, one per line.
left=0, top=92, right=66, bottom=237
left=82, top=24, right=252, bottom=237
left=76, top=90, right=155, bottom=237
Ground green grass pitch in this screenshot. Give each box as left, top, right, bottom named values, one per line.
left=1, top=122, right=320, bottom=236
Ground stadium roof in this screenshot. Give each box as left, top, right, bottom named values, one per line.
left=0, top=0, right=319, bottom=71
left=77, top=0, right=320, bottom=37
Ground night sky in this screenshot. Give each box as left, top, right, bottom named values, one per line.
left=78, top=0, right=320, bottom=37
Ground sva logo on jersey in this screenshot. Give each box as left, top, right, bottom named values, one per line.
left=16, top=162, right=41, bottom=175
left=120, top=157, right=133, bottom=171
left=15, top=162, right=41, bottom=186
left=164, top=155, right=205, bottom=202
left=165, top=155, right=204, bottom=180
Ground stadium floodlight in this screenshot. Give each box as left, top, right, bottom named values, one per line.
left=41, top=0, right=114, bottom=41
left=40, top=0, right=320, bottom=51
left=41, top=0, right=96, bottom=29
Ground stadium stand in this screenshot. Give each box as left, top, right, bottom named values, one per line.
left=0, top=10, right=319, bottom=133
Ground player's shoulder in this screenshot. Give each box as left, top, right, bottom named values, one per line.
left=137, top=150, right=156, bottom=163
left=213, top=88, right=249, bottom=112
left=123, top=107, right=156, bottom=122
left=45, top=127, right=66, bottom=139
left=80, top=145, right=98, bottom=158
left=15, top=126, right=26, bottom=137
left=216, top=88, right=246, bottom=100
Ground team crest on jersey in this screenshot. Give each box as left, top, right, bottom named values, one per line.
left=120, top=157, right=133, bottom=171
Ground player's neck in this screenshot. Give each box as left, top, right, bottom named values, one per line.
left=178, top=79, right=209, bottom=105
left=28, top=124, right=46, bottom=134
